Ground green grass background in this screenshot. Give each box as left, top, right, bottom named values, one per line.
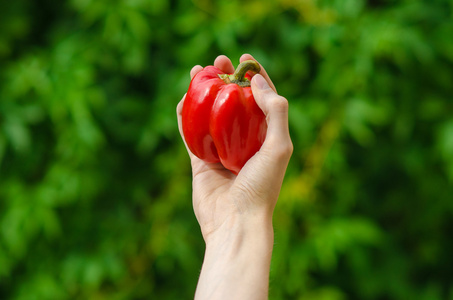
left=1, top=0, right=453, bottom=299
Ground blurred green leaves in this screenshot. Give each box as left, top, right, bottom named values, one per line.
left=1, top=0, right=453, bottom=299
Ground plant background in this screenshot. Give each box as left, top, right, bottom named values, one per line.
left=1, top=0, right=453, bottom=299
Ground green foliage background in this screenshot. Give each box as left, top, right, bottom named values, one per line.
left=1, top=0, right=453, bottom=299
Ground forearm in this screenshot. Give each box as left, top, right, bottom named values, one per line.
left=195, top=214, right=274, bottom=300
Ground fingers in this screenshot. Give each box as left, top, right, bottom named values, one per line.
left=191, top=55, right=234, bottom=79
left=185, top=56, right=237, bottom=175
left=193, top=54, right=269, bottom=82
left=178, top=94, right=227, bottom=176
left=240, top=53, right=277, bottom=93
left=176, top=95, right=197, bottom=161
left=232, top=75, right=292, bottom=210
left=214, top=55, right=235, bottom=74
left=233, top=74, right=292, bottom=207
left=184, top=55, right=292, bottom=174
left=176, top=95, right=185, bottom=139
left=176, top=95, right=188, bottom=147
left=189, top=55, right=288, bottom=154
left=190, top=65, right=203, bottom=79
left=251, top=74, right=293, bottom=162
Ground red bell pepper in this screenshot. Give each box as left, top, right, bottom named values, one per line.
left=182, top=60, right=267, bottom=174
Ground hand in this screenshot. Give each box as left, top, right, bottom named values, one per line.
left=177, top=54, right=292, bottom=242
left=177, top=54, right=292, bottom=300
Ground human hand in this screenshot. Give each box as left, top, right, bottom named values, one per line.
left=177, top=54, right=292, bottom=299
left=177, top=54, right=292, bottom=243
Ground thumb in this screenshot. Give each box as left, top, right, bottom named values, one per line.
left=251, top=74, right=293, bottom=160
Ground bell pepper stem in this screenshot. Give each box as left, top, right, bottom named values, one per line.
left=219, top=60, right=261, bottom=87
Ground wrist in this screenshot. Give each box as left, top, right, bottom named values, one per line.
left=204, top=211, right=274, bottom=251
left=196, top=214, right=274, bottom=300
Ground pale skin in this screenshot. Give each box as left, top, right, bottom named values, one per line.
left=176, top=54, right=293, bottom=300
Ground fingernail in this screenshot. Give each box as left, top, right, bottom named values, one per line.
left=254, top=74, right=270, bottom=90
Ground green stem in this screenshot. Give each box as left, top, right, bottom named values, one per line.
left=219, top=60, right=261, bottom=87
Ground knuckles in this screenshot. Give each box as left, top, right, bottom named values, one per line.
left=259, top=93, right=292, bottom=162
left=261, top=135, right=293, bottom=164
left=268, top=95, right=289, bottom=113
left=258, top=92, right=288, bottom=115
left=274, top=139, right=293, bottom=162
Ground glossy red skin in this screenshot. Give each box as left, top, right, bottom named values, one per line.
left=182, top=66, right=267, bottom=174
